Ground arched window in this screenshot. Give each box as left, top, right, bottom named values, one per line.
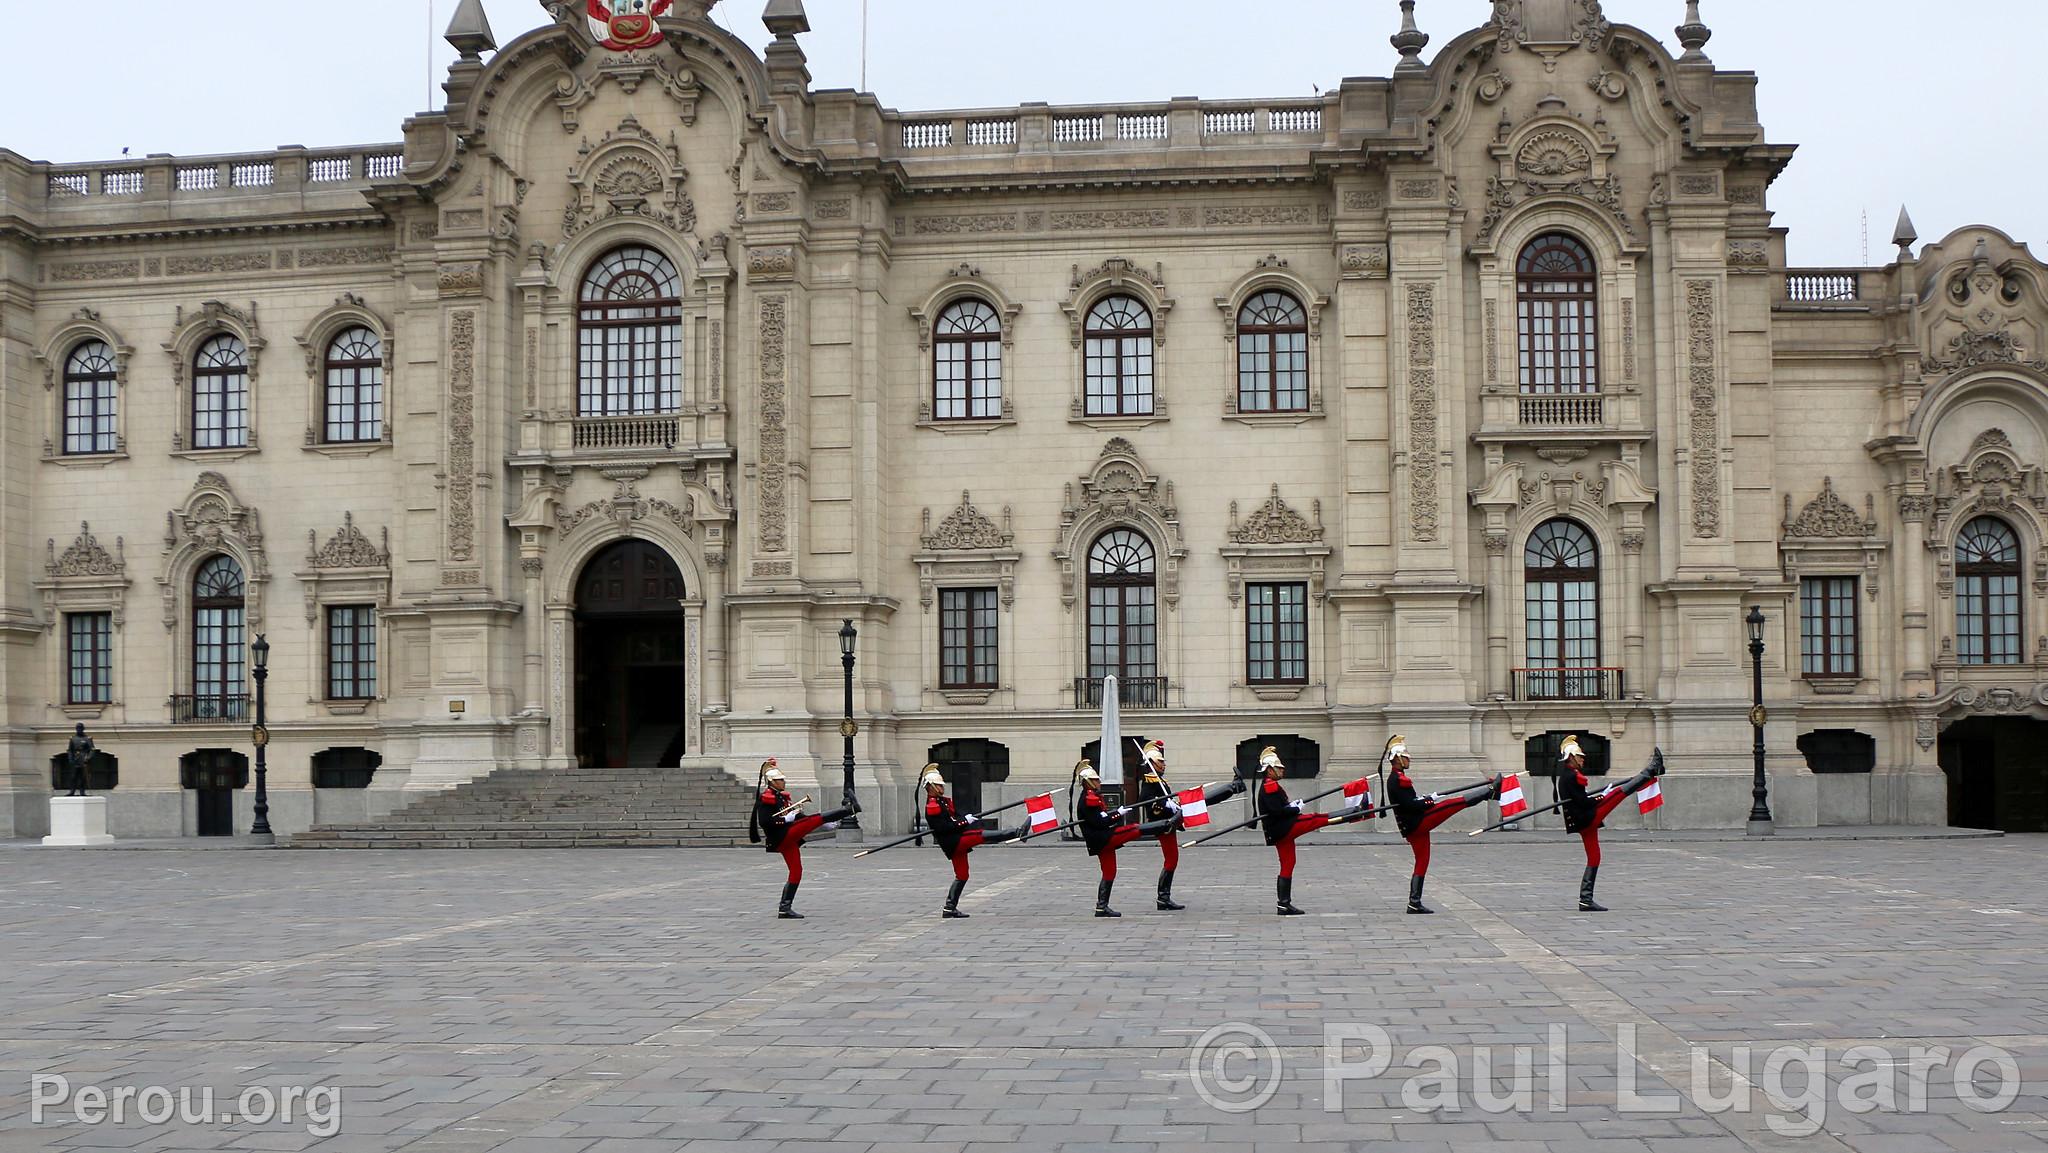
left=1523, top=519, right=1601, bottom=700
left=577, top=245, right=682, bottom=417
left=1083, top=295, right=1154, bottom=416
left=192, top=335, right=250, bottom=449
left=1517, top=233, right=1598, bottom=395
left=1236, top=291, right=1308, bottom=413
left=934, top=299, right=1002, bottom=420
left=191, top=555, right=247, bottom=721
left=62, top=340, right=119, bottom=455
left=1956, top=516, right=2022, bottom=665
left=323, top=326, right=383, bottom=443
left=1086, top=529, right=1159, bottom=703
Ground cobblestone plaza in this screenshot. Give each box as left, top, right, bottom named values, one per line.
left=3, top=836, right=2045, bottom=1151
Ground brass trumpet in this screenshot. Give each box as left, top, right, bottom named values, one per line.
left=772, top=794, right=813, bottom=820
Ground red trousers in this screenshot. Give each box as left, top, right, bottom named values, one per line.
left=1579, top=788, right=1633, bottom=867
left=1404, top=796, right=1479, bottom=877
left=776, top=814, right=830, bottom=883
left=1273, top=812, right=1332, bottom=878
left=1097, top=825, right=1146, bottom=879
left=1156, top=831, right=1180, bottom=871
left=947, top=829, right=985, bottom=881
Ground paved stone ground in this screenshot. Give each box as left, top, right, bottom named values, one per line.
left=1, top=835, right=2045, bottom=1152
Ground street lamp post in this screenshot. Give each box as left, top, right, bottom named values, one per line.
left=1745, top=606, right=1773, bottom=837
left=837, top=619, right=861, bottom=832
left=250, top=633, right=273, bottom=841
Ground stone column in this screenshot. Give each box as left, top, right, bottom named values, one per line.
left=1899, top=495, right=1932, bottom=687
left=1620, top=529, right=1647, bottom=686
left=520, top=555, right=546, bottom=713
left=1483, top=531, right=1510, bottom=696
left=703, top=552, right=729, bottom=712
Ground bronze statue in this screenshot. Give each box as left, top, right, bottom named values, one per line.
left=65, top=723, right=94, bottom=797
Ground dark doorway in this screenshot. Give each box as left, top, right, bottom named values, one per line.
left=1233, top=734, right=1321, bottom=780
left=181, top=749, right=247, bottom=837
left=1939, top=717, right=2048, bottom=832
left=926, top=739, right=1011, bottom=831
left=574, top=541, right=687, bottom=768
left=1798, top=730, right=1876, bottom=774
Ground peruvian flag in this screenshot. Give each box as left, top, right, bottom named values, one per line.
left=1025, top=792, right=1060, bottom=833
left=1341, top=777, right=1373, bottom=811
left=1636, top=779, right=1664, bottom=815
left=1175, top=787, right=1211, bottom=828
left=1498, top=774, right=1528, bottom=819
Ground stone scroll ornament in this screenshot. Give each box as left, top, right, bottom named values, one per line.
left=588, top=0, right=674, bottom=50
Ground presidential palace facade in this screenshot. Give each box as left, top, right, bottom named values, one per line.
left=3, top=0, right=2045, bottom=839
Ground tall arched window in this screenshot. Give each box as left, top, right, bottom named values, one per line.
left=323, top=326, right=384, bottom=443
left=192, top=555, right=247, bottom=721
left=1517, top=234, right=1598, bottom=395
left=1236, top=291, right=1308, bottom=413
left=62, top=340, right=119, bottom=455
left=1524, top=519, right=1601, bottom=699
left=1956, top=516, right=2022, bottom=665
left=1086, top=529, right=1159, bottom=703
left=934, top=298, right=1002, bottom=420
left=1083, top=295, right=1154, bottom=416
left=577, top=245, right=682, bottom=416
left=192, top=335, right=250, bottom=449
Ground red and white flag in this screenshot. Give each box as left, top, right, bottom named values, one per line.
left=1175, top=787, right=1211, bottom=828
left=1025, top=793, right=1060, bottom=832
left=1341, top=777, right=1373, bottom=811
left=1636, top=779, right=1664, bottom=815
left=1498, top=773, right=1528, bottom=819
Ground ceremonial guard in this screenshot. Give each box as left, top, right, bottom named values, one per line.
left=1133, top=739, right=1245, bottom=911
left=920, top=764, right=1029, bottom=918
left=1556, top=736, right=1666, bottom=911
left=1383, top=736, right=1500, bottom=914
left=1256, top=746, right=1332, bottom=915
left=1074, top=760, right=1175, bottom=917
left=748, top=758, right=859, bottom=919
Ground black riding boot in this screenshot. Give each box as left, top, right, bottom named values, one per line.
left=943, top=878, right=969, bottom=918
left=1095, top=878, right=1120, bottom=917
left=1578, top=866, right=1607, bottom=912
left=1276, top=876, right=1304, bottom=915
left=1157, top=868, right=1185, bottom=911
left=819, top=806, right=855, bottom=824
left=778, top=882, right=804, bottom=919
left=1406, top=875, right=1434, bottom=915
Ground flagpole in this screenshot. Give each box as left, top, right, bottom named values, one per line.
left=851, top=792, right=1051, bottom=858
left=860, top=0, right=869, bottom=91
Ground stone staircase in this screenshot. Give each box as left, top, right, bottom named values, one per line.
left=285, top=762, right=756, bottom=848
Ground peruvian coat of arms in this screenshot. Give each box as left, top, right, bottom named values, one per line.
left=588, top=0, right=673, bottom=50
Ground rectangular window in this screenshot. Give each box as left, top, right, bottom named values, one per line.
left=327, top=605, right=378, bottom=700
left=938, top=588, right=998, bottom=689
left=1800, top=577, right=1859, bottom=678
left=63, top=379, right=118, bottom=455
left=193, top=367, right=249, bottom=449
left=1246, top=582, right=1309, bottom=685
left=325, top=363, right=384, bottom=442
left=66, top=613, right=112, bottom=705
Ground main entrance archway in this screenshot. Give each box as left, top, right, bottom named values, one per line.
left=1939, top=716, right=2048, bottom=831
left=574, top=540, right=687, bottom=768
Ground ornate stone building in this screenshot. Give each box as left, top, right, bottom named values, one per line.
left=3, top=0, right=2044, bottom=838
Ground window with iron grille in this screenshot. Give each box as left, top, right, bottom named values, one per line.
left=1956, top=516, right=2022, bottom=665
left=938, top=588, right=998, bottom=689
left=1087, top=530, right=1157, bottom=681
left=66, top=613, right=112, bottom=705
left=323, top=326, right=384, bottom=443
left=191, top=334, right=249, bottom=449
left=327, top=605, right=378, bottom=700
left=1517, top=233, right=1599, bottom=395
left=1245, top=582, right=1308, bottom=684
left=1799, top=576, right=1859, bottom=677
left=934, top=299, right=1002, bottom=419
left=1083, top=295, right=1155, bottom=416
left=62, top=341, right=119, bottom=455
left=1524, top=519, right=1601, bottom=699
left=577, top=246, right=682, bottom=416
left=1236, top=292, right=1308, bottom=412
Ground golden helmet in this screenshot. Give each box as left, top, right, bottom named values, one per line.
left=761, top=758, right=786, bottom=785
left=1382, top=734, right=1409, bottom=768
left=1558, top=735, right=1585, bottom=762
left=920, top=763, right=947, bottom=788
left=1258, top=745, right=1284, bottom=772
left=1075, top=760, right=1101, bottom=784
left=1142, top=739, right=1166, bottom=764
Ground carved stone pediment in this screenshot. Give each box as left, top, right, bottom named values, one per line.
left=555, top=53, right=701, bottom=134
left=1488, top=0, right=1612, bottom=52
left=562, top=116, right=696, bottom=240
left=921, top=492, right=1012, bottom=551
left=35, top=522, right=131, bottom=642
left=306, top=513, right=391, bottom=570
left=1228, top=485, right=1324, bottom=545
left=1782, top=477, right=1879, bottom=540
left=48, top=522, right=125, bottom=578
left=1053, top=439, right=1187, bottom=606
left=159, top=471, right=268, bottom=631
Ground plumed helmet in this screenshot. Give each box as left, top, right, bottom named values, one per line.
left=760, top=757, right=785, bottom=785
left=920, top=762, right=946, bottom=788
left=1259, top=745, right=1284, bottom=772
left=1076, top=760, right=1101, bottom=783
left=1558, top=735, right=1584, bottom=762
left=1142, top=739, right=1166, bottom=764
left=1382, top=734, right=1409, bottom=768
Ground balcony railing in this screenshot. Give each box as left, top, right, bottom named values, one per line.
left=572, top=414, right=679, bottom=453
left=1512, top=667, right=1626, bottom=703
left=1074, top=676, right=1170, bottom=710
left=171, top=694, right=250, bottom=724
left=1518, top=392, right=1604, bottom=428
left=1784, top=272, right=1861, bottom=303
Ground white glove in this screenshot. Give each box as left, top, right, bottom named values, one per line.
left=1423, top=793, right=1440, bottom=803
left=1290, top=800, right=1304, bottom=811
left=1165, top=799, right=1183, bottom=813
left=1112, top=806, right=1131, bottom=817
left=782, top=811, right=799, bottom=824
left=962, top=813, right=977, bottom=823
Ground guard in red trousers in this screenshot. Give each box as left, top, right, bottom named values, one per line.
left=1257, top=746, right=1331, bottom=916
left=1383, top=735, right=1501, bottom=914
left=1556, top=736, right=1666, bottom=911
left=1135, top=739, right=1246, bottom=911
left=920, top=764, right=1028, bottom=918
left=748, top=758, right=859, bottom=919
left=1075, top=760, right=1175, bottom=917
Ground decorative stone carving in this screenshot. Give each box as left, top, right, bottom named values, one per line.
left=1621, top=298, right=1636, bottom=380
left=308, top=513, right=391, bottom=569
left=922, top=492, right=1013, bottom=551
left=561, top=117, right=696, bottom=240
left=1476, top=71, right=1513, bottom=103
left=37, top=522, right=132, bottom=644
left=1341, top=190, right=1383, bottom=211
left=1053, top=439, right=1187, bottom=607
left=1783, top=478, right=1879, bottom=539
left=1484, top=299, right=1500, bottom=385
left=446, top=311, right=477, bottom=564
left=1516, top=130, right=1591, bottom=177
left=1676, top=173, right=1721, bottom=197
left=1685, top=280, right=1721, bottom=538
left=554, top=474, right=695, bottom=539
left=1228, top=485, right=1324, bottom=545
left=437, top=263, right=485, bottom=296
left=751, top=191, right=793, bottom=214
left=814, top=198, right=852, bottom=220
left=1340, top=244, right=1389, bottom=279
left=159, top=472, right=268, bottom=632
left=1050, top=208, right=1170, bottom=231
left=747, top=247, right=796, bottom=282
left=757, top=296, right=789, bottom=554
left=1487, top=0, right=1611, bottom=50
left=49, top=523, right=124, bottom=578
left=555, top=56, right=700, bottom=134
left=1927, top=329, right=2046, bottom=373
left=1406, top=283, right=1441, bottom=543
left=914, top=212, right=1019, bottom=234
left=1396, top=177, right=1440, bottom=200
left=1727, top=240, right=1769, bottom=270
left=1061, top=258, right=1172, bottom=348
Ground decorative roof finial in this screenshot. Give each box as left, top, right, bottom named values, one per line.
left=1391, top=0, right=1430, bottom=74
left=1675, top=0, right=1712, bottom=63
left=445, top=0, right=496, bottom=60
left=1892, top=206, right=1918, bottom=257
left=763, top=0, right=810, bottom=37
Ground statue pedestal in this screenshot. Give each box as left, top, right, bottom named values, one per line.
left=43, top=796, right=115, bottom=846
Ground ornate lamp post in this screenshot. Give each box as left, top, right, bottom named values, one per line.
left=250, top=634, right=273, bottom=840
left=1745, top=606, right=1773, bottom=836
left=837, top=619, right=861, bottom=831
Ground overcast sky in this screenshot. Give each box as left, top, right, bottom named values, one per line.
left=3, top=1, right=2041, bottom=267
